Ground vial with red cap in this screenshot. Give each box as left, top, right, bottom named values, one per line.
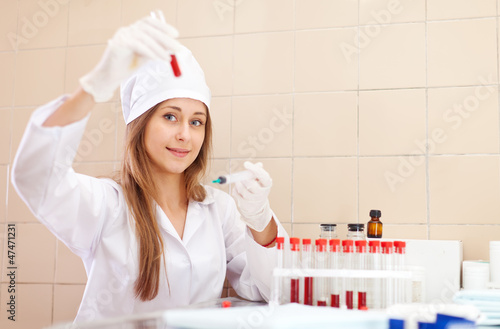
left=302, top=239, right=313, bottom=305
left=394, top=241, right=406, bottom=303
left=355, top=240, right=368, bottom=310
left=381, top=241, right=394, bottom=308
left=276, top=237, right=285, bottom=304
left=315, top=239, right=328, bottom=306
left=329, top=239, right=341, bottom=308
left=342, top=239, right=355, bottom=309
left=368, top=240, right=381, bottom=309
left=289, top=237, right=301, bottom=303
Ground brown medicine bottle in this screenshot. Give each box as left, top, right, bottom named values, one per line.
left=367, top=209, right=383, bottom=238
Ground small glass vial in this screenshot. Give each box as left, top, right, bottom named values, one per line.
left=367, top=209, right=383, bottom=239
left=347, top=224, right=366, bottom=240
left=319, top=223, right=337, bottom=239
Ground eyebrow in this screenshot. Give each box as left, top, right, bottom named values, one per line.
left=163, top=105, right=207, bottom=117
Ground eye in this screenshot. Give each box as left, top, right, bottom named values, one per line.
left=190, top=119, right=204, bottom=127
left=164, top=114, right=177, bottom=122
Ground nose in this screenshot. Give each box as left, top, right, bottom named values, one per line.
left=175, top=122, right=191, bottom=142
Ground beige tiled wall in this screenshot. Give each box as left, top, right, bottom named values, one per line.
left=1, top=0, right=500, bottom=327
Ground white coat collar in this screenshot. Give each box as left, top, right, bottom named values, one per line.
left=156, top=186, right=215, bottom=245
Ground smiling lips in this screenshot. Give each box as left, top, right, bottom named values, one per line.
left=167, top=147, right=190, bottom=158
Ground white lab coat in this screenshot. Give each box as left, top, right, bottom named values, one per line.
left=11, top=96, right=288, bottom=323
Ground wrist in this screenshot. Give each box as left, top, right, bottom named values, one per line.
left=79, top=73, right=115, bottom=103
left=249, top=218, right=278, bottom=247
left=261, top=234, right=277, bottom=248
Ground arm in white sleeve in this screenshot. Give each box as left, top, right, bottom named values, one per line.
left=223, top=197, right=289, bottom=301
left=11, top=96, right=122, bottom=260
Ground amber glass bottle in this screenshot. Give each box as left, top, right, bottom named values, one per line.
left=367, top=209, right=383, bottom=238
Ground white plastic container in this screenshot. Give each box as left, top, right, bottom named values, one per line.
left=462, top=261, right=489, bottom=290
left=490, top=241, right=500, bottom=285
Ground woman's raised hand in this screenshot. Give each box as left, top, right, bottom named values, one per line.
left=79, top=12, right=182, bottom=103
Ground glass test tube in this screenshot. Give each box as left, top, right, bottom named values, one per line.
left=329, top=239, right=341, bottom=308
left=381, top=241, right=394, bottom=308
left=368, top=240, right=381, bottom=309
left=290, top=237, right=301, bottom=303
left=276, top=237, right=285, bottom=304
left=342, top=239, right=355, bottom=309
left=302, top=239, right=313, bottom=305
left=394, top=241, right=406, bottom=304
left=315, top=239, right=328, bottom=306
left=355, top=240, right=368, bottom=310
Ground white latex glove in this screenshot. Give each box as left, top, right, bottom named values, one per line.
left=79, top=14, right=182, bottom=102
left=232, top=161, right=273, bottom=232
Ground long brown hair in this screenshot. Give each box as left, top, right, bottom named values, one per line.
left=117, top=100, right=212, bottom=301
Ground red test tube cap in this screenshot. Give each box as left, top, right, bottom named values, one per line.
left=316, top=239, right=327, bottom=246
left=290, top=237, right=300, bottom=251
left=394, top=241, right=406, bottom=254
left=342, top=239, right=354, bottom=253
left=276, top=237, right=285, bottom=250
left=316, top=238, right=327, bottom=252
left=355, top=240, right=367, bottom=253
left=329, top=239, right=341, bottom=252
left=303, top=238, right=311, bottom=245
left=368, top=240, right=381, bottom=253
left=381, top=241, right=394, bottom=254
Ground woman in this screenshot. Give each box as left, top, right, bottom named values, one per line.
left=12, top=13, right=287, bottom=322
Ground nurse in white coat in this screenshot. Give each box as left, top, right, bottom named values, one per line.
left=11, top=13, right=287, bottom=322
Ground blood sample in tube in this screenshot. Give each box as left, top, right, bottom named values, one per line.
left=170, top=54, right=181, bottom=77
left=343, top=239, right=354, bottom=309
left=290, top=278, right=300, bottom=303
left=331, top=294, right=340, bottom=308
left=355, top=240, right=368, bottom=310
left=358, top=292, right=367, bottom=310
left=290, top=237, right=301, bottom=303
left=302, top=239, right=313, bottom=306
left=346, top=290, right=354, bottom=310
left=329, top=239, right=341, bottom=308
left=315, top=239, right=328, bottom=306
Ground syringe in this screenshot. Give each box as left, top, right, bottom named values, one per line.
left=212, top=170, right=254, bottom=184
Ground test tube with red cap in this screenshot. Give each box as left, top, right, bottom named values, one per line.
left=381, top=241, right=394, bottom=308
left=342, top=239, right=355, bottom=309
left=329, top=239, right=341, bottom=308
left=315, top=239, right=328, bottom=306
left=150, top=10, right=182, bottom=77
left=368, top=240, right=381, bottom=309
left=355, top=240, right=368, bottom=310
left=394, top=241, right=406, bottom=303
left=302, top=239, right=313, bottom=305
left=290, top=237, right=301, bottom=303
left=276, top=237, right=285, bottom=304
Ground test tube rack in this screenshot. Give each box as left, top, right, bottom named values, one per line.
left=273, top=238, right=424, bottom=310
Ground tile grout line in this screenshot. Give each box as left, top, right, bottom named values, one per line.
left=228, top=0, right=235, bottom=198
left=356, top=0, right=361, bottom=224
left=290, top=0, right=296, bottom=236
left=424, top=0, right=431, bottom=241
left=496, top=0, right=500, bottom=232
left=1, top=0, right=21, bottom=311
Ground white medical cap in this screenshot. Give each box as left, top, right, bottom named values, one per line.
left=120, top=46, right=211, bottom=125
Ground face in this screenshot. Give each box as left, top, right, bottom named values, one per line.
left=144, top=98, right=207, bottom=178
